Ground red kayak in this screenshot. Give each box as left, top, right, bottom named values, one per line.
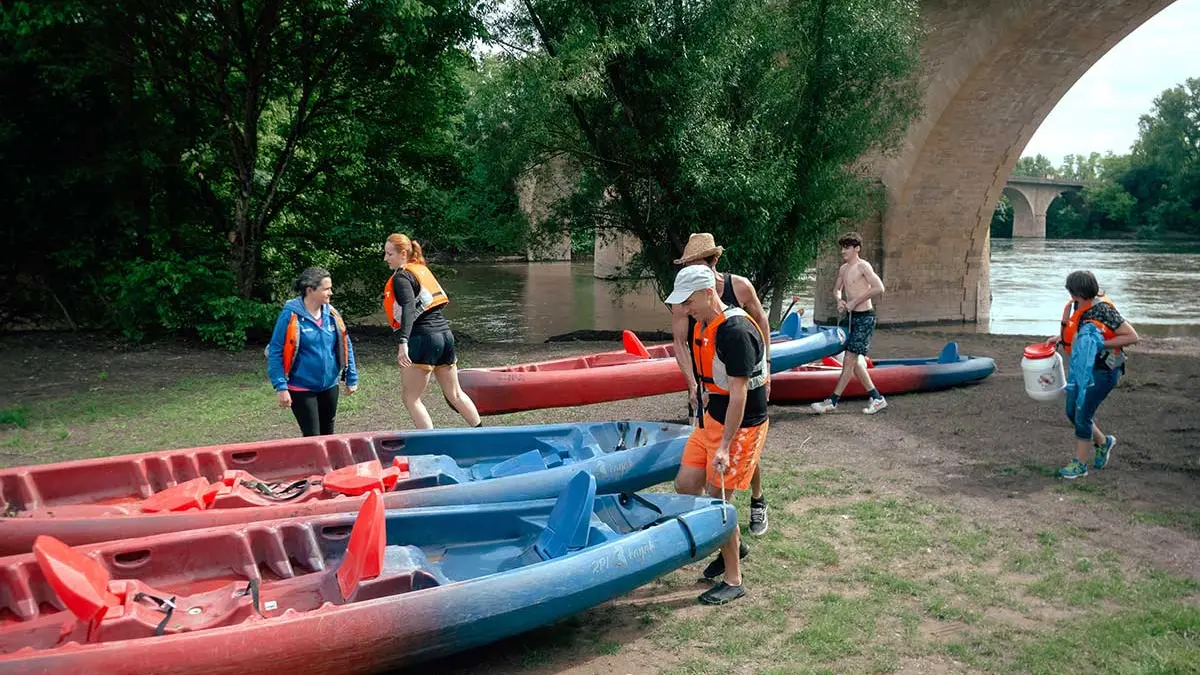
left=0, top=421, right=690, bottom=555
left=460, top=320, right=845, bottom=415
left=769, top=343, right=996, bottom=403
left=0, top=478, right=733, bottom=674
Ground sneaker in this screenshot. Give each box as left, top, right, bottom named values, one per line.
left=698, top=581, right=746, bottom=605
left=811, top=399, right=837, bottom=414
left=1094, top=435, right=1116, bottom=470
left=702, top=541, right=750, bottom=580
left=1057, top=458, right=1089, bottom=480
left=749, top=497, right=769, bottom=536
left=863, top=397, right=888, bottom=415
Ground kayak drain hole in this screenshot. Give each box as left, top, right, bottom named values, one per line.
left=112, top=549, right=151, bottom=568
left=230, top=451, right=258, bottom=464
left=188, top=607, right=203, bottom=615
left=321, top=524, right=353, bottom=540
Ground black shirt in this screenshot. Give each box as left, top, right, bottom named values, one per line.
left=700, top=314, right=768, bottom=428
left=391, top=270, right=450, bottom=343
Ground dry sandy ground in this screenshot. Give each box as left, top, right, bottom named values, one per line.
left=1, top=328, right=1197, bottom=674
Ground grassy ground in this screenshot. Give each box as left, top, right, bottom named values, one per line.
left=1, top=333, right=1198, bottom=674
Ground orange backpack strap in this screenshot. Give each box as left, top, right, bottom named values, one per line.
left=330, top=308, right=349, bottom=377
left=282, top=314, right=300, bottom=376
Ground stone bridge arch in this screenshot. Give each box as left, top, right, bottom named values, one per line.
left=1004, top=177, right=1085, bottom=238
left=806, top=0, right=1178, bottom=324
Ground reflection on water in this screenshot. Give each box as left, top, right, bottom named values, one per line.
left=440, top=262, right=815, bottom=343
left=436, top=240, right=1200, bottom=343
left=440, top=262, right=672, bottom=343
left=988, top=239, right=1200, bottom=338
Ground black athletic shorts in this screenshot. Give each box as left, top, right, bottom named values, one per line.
left=409, top=329, right=458, bottom=369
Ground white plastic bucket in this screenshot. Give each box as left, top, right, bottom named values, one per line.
left=1021, top=342, right=1065, bottom=401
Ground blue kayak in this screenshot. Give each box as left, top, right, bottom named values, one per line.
left=769, top=312, right=847, bottom=372
left=0, top=421, right=690, bottom=554
left=0, top=472, right=735, bottom=674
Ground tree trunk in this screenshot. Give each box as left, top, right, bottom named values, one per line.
left=232, top=190, right=255, bottom=299
left=769, top=289, right=784, bottom=326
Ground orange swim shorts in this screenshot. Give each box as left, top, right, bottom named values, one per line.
left=681, top=413, right=769, bottom=491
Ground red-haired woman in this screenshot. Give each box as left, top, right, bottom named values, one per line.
left=382, top=234, right=481, bottom=429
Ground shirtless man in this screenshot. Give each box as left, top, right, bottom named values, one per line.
left=670, top=233, right=772, bottom=536
left=811, top=232, right=888, bottom=415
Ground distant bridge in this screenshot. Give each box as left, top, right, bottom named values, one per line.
left=1004, top=176, right=1086, bottom=238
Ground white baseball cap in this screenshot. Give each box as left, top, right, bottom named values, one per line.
left=665, top=265, right=716, bottom=305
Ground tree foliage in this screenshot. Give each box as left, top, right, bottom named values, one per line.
left=476, top=0, right=923, bottom=312
left=0, top=0, right=486, bottom=345
left=995, top=78, right=1200, bottom=242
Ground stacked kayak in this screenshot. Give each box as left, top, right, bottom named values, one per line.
left=0, top=421, right=689, bottom=554
left=460, top=312, right=846, bottom=415
left=0, top=472, right=735, bottom=674
left=769, top=342, right=996, bottom=403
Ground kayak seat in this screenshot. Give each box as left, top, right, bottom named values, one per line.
left=488, top=450, right=551, bottom=479
left=30, top=536, right=258, bottom=642
left=532, top=471, right=597, bottom=561
left=32, top=535, right=120, bottom=624
left=323, top=459, right=408, bottom=497
left=139, top=477, right=222, bottom=513
left=780, top=311, right=801, bottom=339
left=344, top=545, right=449, bottom=603
left=335, top=490, right=386, bottom=600
left=937, top=342, right=961, bottom=364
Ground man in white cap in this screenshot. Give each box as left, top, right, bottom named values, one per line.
left=666, top=264, right=770, bottom=605
left=670, top=232, right=772, bottom=537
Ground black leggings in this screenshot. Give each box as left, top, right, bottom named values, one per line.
left=290, top=386, right=340, bottom=437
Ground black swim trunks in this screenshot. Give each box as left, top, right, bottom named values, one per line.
left=843, top=309, right=876, bottom=356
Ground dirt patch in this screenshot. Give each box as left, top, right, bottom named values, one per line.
left=2, top=327, right=1198, bottom=673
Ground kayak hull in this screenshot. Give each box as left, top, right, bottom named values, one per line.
left=769, top=343, right=996, bottom=403
left=461, top=324, right=845, bottom=415
left=0, top=422, right=688, bottom=554
left=0, top=490, right=735, bottom=674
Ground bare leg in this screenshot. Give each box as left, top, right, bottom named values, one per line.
left=401, top=367, right=435, bottom=429
left=706, top=483, right=742, bottom=585
left=832, top=357, right=856, bottom=396
left=851, top=352, right=877, bottom=392
left=1091, top=423, right=1106, bottom=446
left=675, top=466, right=707, bottom=495
left=433, top=366, right=481, bottom=426
left=750, top=465, right=763, bottom=500
left=1075, top=437, right=1091, bottom=465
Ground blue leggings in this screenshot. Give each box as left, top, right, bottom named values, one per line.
left=1065, top=368, right=1120, bottom=441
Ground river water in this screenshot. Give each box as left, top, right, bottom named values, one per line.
left=435, top=239, right=1200, bottom=343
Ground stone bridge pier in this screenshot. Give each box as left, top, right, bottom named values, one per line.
left=1005, top=177, right=1084, bottom=238
left=807, top=0, right=1176, bottom=325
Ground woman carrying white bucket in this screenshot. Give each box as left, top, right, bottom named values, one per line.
left=1046, top=271, right=1139, bottom=480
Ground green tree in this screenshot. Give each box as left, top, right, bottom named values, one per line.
left=1012, top=154, right=1056, bottom=178
left=482, top=0, right=922, bottom=316
left=1127, top=77, right=1200, bottom=238
left=1, top=0, right=480, bottom=344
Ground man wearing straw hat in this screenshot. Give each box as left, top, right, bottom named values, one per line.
left=669, top=233, right=772, bottom=540
left=666, top=264, right=769, bottom=605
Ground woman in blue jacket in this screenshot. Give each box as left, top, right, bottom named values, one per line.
left=266, top=267, right=359, bottom=436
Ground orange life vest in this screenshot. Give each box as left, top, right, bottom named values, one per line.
left=281, top=307, right=349, bottom=378
left=1059, top=295, right=1119, bottom=355
left=382, top=263, right=449, bottom=330
left=692, top=307, right=768, bottom=395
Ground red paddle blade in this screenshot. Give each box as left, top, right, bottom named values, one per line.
left=622, top=330, right=651, bottom=359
